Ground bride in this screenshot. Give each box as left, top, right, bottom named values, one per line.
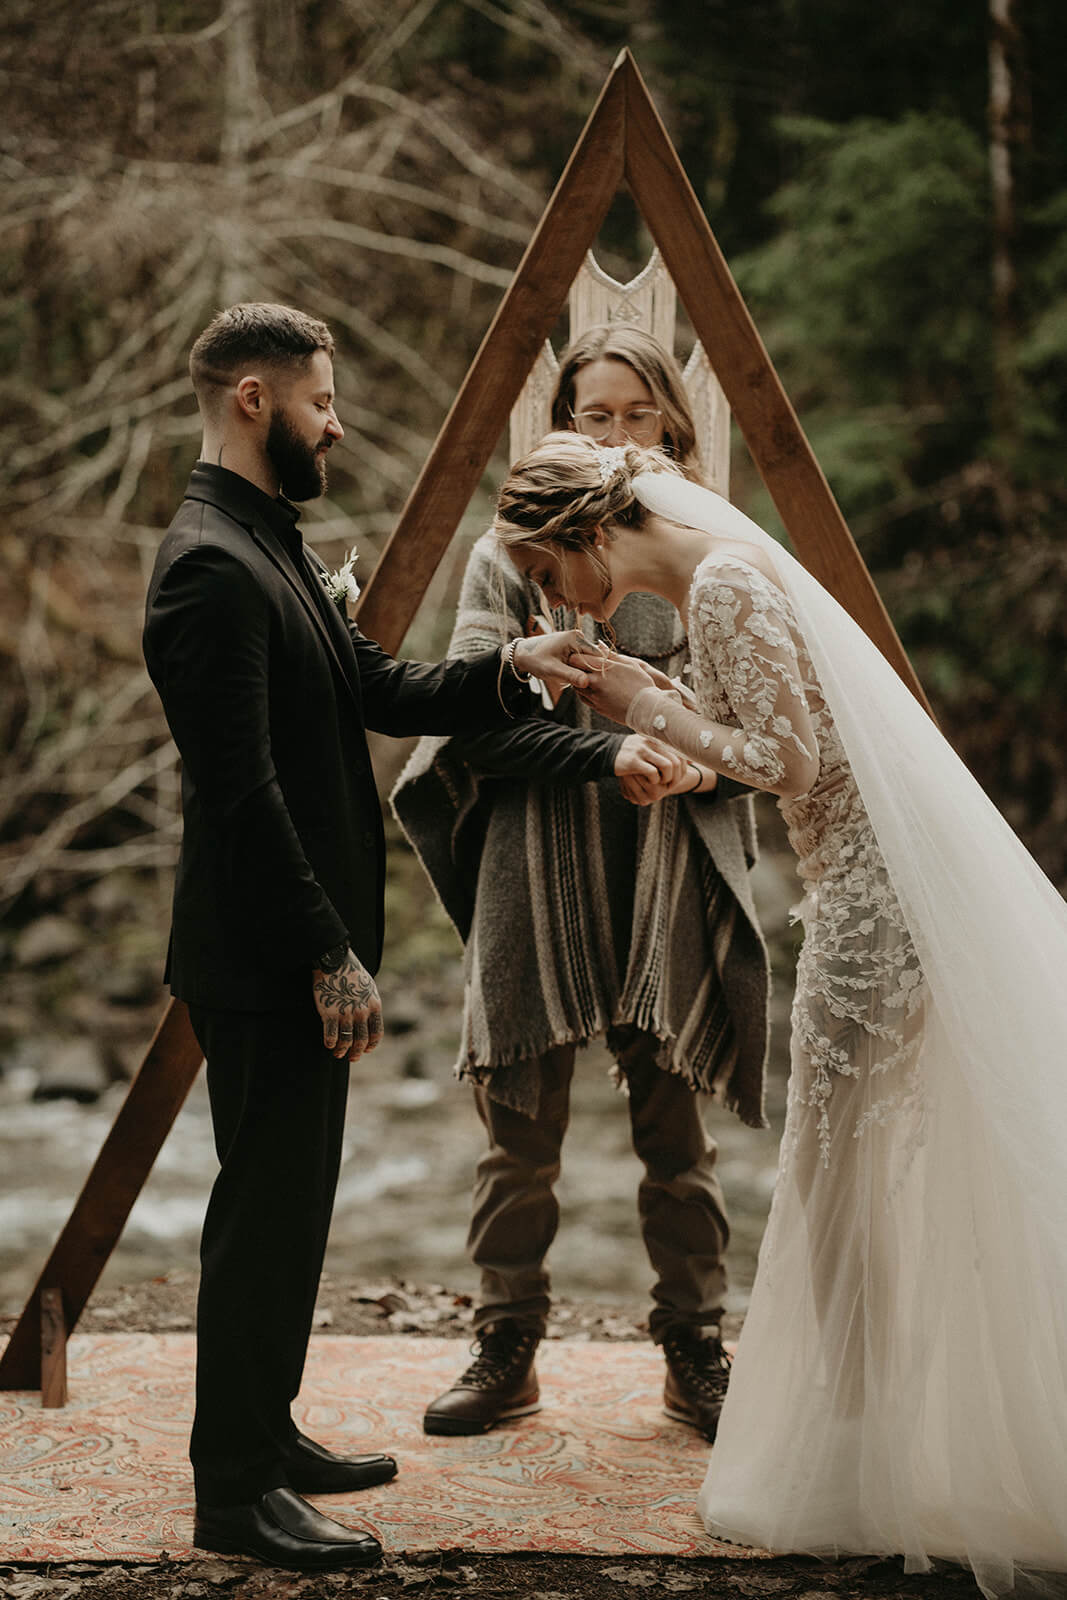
left=491, top=431, right=1067, bottom=1600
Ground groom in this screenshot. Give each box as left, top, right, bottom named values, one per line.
left=143, top=302, right=587, bottom=1571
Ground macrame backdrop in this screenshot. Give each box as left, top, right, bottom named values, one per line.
left=508, top=248, right=731, bottom=493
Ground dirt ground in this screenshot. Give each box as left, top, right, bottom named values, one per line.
left=0, top=1551, right=986, bottom=1600
left=1, top=1276, right=984, bottom=1600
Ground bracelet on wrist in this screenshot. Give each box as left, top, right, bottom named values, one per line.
left=503, top=638, right=532, bottom=682
left=685, top=762, right=703, bottom=794
left=495, top=648, right=515, bottom=717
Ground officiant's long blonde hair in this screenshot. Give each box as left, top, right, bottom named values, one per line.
left=550, top=324, right=704, bottom=483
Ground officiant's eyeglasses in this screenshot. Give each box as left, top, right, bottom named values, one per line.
left=570, top=406, right=663, bottom=443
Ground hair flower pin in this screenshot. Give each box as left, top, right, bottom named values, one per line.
left=594, top=444, right=629, bottom=486
left=320, top=546, right=361, bottom=610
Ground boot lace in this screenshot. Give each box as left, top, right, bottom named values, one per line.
left=665, top=1329, right=731, bottom=1401
left=459, top=1322, right=539, bottom=1389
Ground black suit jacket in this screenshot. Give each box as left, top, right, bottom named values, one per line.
left=144, top=464, right=519, bottom=1011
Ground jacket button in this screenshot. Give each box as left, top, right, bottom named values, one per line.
left=361, top=830, right=375, bottom=849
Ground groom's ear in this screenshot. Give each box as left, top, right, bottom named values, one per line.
left=234, top=375, right=266, bottom=422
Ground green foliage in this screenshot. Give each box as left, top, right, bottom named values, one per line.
left=736, top=114, right=992, bottom=412
left=724, top=101, right=1067, bottom=884
left=3, top=0, right=1067, bottom=909
left=1018, top=191, right=1067, bottom=476
left=885, top=511, right=1067, bottom=876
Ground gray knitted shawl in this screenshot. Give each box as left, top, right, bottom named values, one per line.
left=391, top=534, right=770, bottom=1127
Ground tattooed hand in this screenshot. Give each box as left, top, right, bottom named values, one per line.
left=312, top=949, right=384, bottom=1060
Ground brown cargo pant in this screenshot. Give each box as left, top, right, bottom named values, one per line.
left=467, top=1027, right=729, bottom=1343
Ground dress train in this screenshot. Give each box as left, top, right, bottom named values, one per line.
left=623, top=470, right=1067, bottom=1599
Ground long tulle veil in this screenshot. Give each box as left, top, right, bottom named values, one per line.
left=633, top=470, right=1067, bottom=1599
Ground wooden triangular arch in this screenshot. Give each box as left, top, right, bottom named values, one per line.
left=0, top=49, right=929, bottom=1396
left=356, top=48, right=928, bottom=712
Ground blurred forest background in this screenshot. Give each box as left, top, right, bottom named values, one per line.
left=1, top=0, right=1065, bottom=1116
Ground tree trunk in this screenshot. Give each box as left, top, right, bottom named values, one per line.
left=988, top=0, right=1022, bottom=465
left=136, top=3, right=158, bottom=146
left=219, top=0, right=258, bottom=305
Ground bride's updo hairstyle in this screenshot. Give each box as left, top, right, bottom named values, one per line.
left=494, top=432, right=681, bottom=603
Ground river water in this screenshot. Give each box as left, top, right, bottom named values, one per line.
left=0, top=818, right=799, bottom=1321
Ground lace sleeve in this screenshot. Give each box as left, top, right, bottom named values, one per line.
left=627, top=561, right=820, bottom=800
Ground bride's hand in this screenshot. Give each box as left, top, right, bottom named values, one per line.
left=570, top=651, right=662, bottom=725
left=640, top=661, right=697, bottom=705
left=511, top=628, right=605, bottom=689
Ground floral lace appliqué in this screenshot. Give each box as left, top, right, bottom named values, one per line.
left=688, top=554, right=928, bottom=1180
left=688, top=561, right=816, bottom=792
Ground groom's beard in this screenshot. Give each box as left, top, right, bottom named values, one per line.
left=266, top=408, right=329, bottom=501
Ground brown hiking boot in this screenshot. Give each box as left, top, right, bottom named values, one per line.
left=423, top=1319, right=541, bottom=1436
left=662, top=1325, right=732, bottom=1442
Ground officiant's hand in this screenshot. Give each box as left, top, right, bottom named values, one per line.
left=511, top=628, right=607, bottom=689
left=313, top=949, right=383, bottom=1060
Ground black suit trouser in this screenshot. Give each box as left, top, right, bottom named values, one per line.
left=187, top=1002, right=349, bottom=1506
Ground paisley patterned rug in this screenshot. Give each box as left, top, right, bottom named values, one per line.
left=0, top=1333, right=765, bottom=1563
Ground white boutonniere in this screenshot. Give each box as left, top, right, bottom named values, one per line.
left=320, top=546, right=361, bottom=610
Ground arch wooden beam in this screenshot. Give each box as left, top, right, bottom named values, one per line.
left=0, top=999, right=202, bottom=1391
left=354, top=57, right=626, bottom=655
left=619, top=58, right=929, bottom=709
left=356, top=49, right=929, bottom=714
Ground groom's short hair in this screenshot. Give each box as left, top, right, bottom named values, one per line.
left=190, top=302, right=334, bottom=414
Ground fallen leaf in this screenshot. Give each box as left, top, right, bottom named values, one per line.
left=725, top=1578, right=801, bottom=1596
left=598, top=1566, right=660, bottom=1587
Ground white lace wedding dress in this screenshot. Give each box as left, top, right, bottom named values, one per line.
left=623, top=474, right=1067, bottom=1600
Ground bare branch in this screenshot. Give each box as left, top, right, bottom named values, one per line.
left=251, top=78, right=543, bottom=210
left=258, top=249, right=456, bottom=406
left=17, top=517, right=168, bottom=548
left=0, top=178, right=97, bottom=235
left=76, top=241, right=209, bottom=405
left=0, top=536, right=144, bottom=669
left=7, top=375, right=195, bottom=484
left=358, top=0, right=440, bottom=80
left=252, top=158, right=531, bottom=244
left=0, top=741, right=179, bottom=909
left=105, top=419, right=157, bottom=523
left=458, top=0, right=605, bottom=75
left=271, top=217, right=513, bottom=286
left=120, top=10, right=231, bottom=52
left=1, top=838, right=181, bottom=878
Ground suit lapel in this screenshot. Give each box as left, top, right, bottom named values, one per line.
left=182, top=465, right=365, bottom=714
left=248, top=520, right=364, bottom=715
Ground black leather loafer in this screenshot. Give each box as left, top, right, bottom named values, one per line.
left=283, top=1431, right=398, bottom=1494
left=193, top=1485, right=382, bottom=1570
